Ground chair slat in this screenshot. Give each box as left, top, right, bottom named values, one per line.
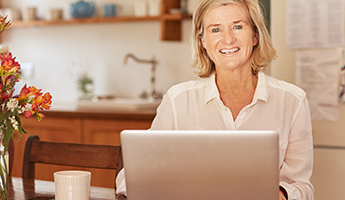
left=30, top=141, right=121, bottom=169
left=22, top=135, right=123, bottom=185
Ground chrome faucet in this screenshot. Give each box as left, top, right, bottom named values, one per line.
left=123, top=53, right=162, bottom=101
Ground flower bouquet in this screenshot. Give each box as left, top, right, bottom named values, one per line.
left=0, top=16, right=52, bottom=199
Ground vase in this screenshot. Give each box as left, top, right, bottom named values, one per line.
left=0, top=144, right=9, bottom=200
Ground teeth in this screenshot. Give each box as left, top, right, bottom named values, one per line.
left=220, top=48, right=239, bottom=54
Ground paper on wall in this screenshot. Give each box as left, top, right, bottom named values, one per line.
left=339, top=49, right=345, bottom=103
left=286, top=0, right=345, bottom=49
left=295, top=49, right=339, bottom=121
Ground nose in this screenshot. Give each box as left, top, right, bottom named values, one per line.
left=221, top=29, right=236, bottom=45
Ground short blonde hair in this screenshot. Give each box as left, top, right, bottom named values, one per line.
left=192, top=0, right=277, bottom=78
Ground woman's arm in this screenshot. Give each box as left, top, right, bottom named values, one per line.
left=279, top=98, right=314, bottom=200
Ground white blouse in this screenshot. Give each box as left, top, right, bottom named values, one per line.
left=116, top=72, right=314, bottom=200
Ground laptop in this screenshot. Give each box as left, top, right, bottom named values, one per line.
left=120, top=130, right=279, bottom=200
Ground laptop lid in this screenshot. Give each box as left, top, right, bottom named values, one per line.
left=121, top=130, right=279, bottom=200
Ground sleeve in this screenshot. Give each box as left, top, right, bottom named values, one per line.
left=150, top=93, right=177, bottom=130
left=279, top=98, right=314, bottom=200
left=115, top=168, right=127, bottom=196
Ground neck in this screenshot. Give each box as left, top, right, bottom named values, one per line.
left=216, top=69, right=258, bottom=95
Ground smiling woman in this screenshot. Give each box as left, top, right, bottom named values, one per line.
left=116, top=1, right=314, bottom=200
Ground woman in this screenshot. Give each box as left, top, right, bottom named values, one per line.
left=116, top=0, right=314, bottom=200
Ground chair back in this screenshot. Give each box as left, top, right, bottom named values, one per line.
left=22, top=135, right=123, bottom=180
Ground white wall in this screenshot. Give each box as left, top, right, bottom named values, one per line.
left=271, top=1, right=345, bottom=200
left=2, top=0, right=199, bottom=105
left=4, top=0, right=341, bottom=198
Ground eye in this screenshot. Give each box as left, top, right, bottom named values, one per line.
left=234, top=25, right=242, bottom=29
left=212, top=28, right=220, bottom=33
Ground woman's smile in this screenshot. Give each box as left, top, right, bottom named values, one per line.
left=219, top=47, right=240, bottom=55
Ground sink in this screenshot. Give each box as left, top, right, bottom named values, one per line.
left=77, top=98, right=161, bottom=111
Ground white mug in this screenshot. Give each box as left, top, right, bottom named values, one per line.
left=148, top=0, right=161, bottom=16
left=26, top=7, right=37, bottom=21
left=46, top=9, right=63, bottom=21
left=54, top=170, right=91, bottom=200
left=134, top=1, right=147, bottom=17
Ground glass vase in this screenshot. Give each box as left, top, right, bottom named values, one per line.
left=0, top=144, right=9, bottom=200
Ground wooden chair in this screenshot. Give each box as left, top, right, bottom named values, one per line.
left=22, top=135, right=123, bottom=185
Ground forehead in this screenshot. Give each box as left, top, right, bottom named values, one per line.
left=203, top=4, right=251, bottom=25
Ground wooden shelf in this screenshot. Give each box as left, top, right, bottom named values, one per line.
left=8, top=13, right=192, bottom=41
left=2, top=0, right=191, bottom=41
left=10, top=14, right=191, bottom=28
left=10, top=16, right=160, bottom=28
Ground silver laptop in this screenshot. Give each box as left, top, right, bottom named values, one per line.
left=121, top=130, right=279, bottom=200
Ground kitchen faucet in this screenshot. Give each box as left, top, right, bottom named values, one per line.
left=123, top=53, right=162, bottom=101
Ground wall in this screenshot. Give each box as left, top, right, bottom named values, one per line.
left=3, top=0, right=341, bottom=199
left=271, top=1, right=345, bottom=200
left=1, top=0, right=199, bottom=105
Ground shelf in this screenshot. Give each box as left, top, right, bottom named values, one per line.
left=8, top=13, right=192, bottom=41
left=11, top=16, right=162, bottom=28
left=10, top=14, right=191, bottom=28
left=2, top=0, right=193, bottom=41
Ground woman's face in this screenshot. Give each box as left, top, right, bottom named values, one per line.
left=201, top=4, right=257, bottom=74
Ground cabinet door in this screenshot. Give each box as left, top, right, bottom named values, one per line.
left=83, top=118, right=152, bottom=188
left=311, top=148, right=345, bottom=200
left=12, top=117, right=82, bottom=179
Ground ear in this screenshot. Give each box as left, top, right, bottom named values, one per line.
left=252, top=32, right=258, bottom=46
left=201, top=35, right=207, bottom=49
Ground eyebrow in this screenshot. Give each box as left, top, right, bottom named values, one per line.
left=204, top=19, right=249, bottom=30
left=205, top=23, right=220, bottom=29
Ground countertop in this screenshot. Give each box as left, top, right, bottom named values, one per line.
left=40, top=102, right=157, bottom=121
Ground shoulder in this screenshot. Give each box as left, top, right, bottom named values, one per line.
left=265, top=74, right=306, bottom=100
left=165, top=78, right=209, bottom=99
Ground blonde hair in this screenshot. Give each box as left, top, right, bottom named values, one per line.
left=192, top=0, right=277, bottom=78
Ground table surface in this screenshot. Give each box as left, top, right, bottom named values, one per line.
left=9, top=176, right=126, bottom=200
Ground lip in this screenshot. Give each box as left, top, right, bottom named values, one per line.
left=219, top=47, right=240, bottom=55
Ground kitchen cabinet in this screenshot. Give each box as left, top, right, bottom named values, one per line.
left=12, top=109, right=155, bottom=188
left=1, top=0, right=192, bottom=41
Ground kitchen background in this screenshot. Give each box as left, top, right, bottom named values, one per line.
left=1, top=0, right=344, bottom=200
left=1, top=0, right=200, bottom=104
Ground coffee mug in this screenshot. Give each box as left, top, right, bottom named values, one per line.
left=103, top=4, right=122, bottom=17
left=134, top=1, right=147, bottom=17
left=148, top=0, right=161, bottom=16
left=54, top=170, right=91, bottom=200
left=26, top=7, right=37, bottom=21
left=46, top=9, right=63, bottom=21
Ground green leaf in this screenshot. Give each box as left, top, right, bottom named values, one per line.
left=0, top=111, right=11, bottom=123
left=3, top=120, right=13, bottom=154
left=15, top=115, right=27, bottom=141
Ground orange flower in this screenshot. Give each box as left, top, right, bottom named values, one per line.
left=28, top=86, right=42, bottom=96
left=17, top=84, right=32, bottom=104
left=36, top=112, right=45, bottom=121
left=18, top=84, right=52, bottom=120
left=41, top=93, right=52, bottom=109
left=18, top=85, right=43, bottom=104
left=0, top=53, right=20, bottom=76
left=0, top=15, right=11, bottom=33
left=31, top=92, right=52, bottom=111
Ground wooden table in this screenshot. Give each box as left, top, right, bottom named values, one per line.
left=9, top=176, right=126, bottom=200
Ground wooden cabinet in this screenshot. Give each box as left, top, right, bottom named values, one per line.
left=12, top=109, right=155, bottom=188
left=3, top=0, right=192, bottom=41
